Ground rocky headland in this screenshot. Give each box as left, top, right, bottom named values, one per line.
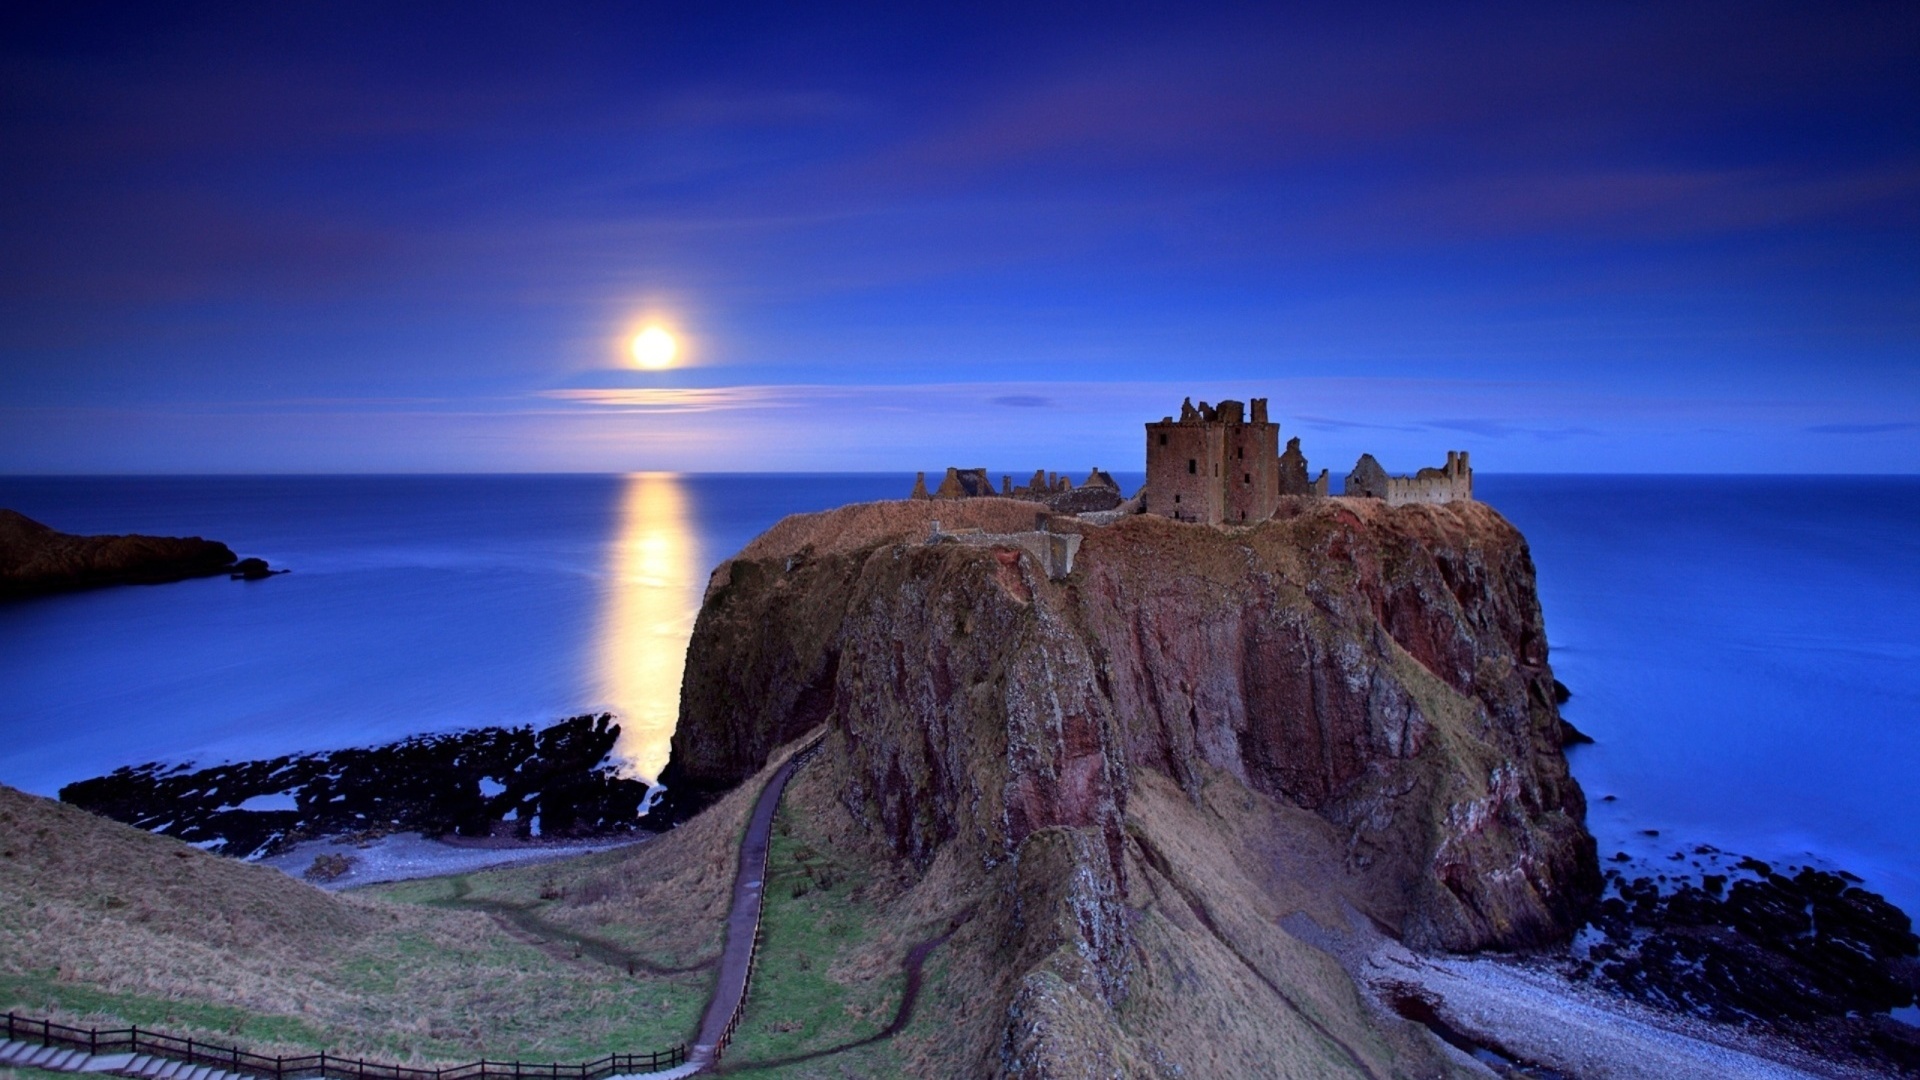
left=664, top=494, right=1919, bottom=1076
left=664, top=494, right=1595, bottom=1073
left=0, top=508, right=277, bottom=598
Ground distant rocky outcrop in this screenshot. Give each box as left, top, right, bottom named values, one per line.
left=0, top=509, right=246, bottom=598
left=666, top=495, right=1600, bottom=1071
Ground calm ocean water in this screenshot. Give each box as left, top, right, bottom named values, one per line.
left=2, top=474, right=1915, bottom=912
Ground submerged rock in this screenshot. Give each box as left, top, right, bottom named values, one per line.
left=228, top=556, right=284, bottom=580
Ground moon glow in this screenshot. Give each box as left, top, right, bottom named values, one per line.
left=630, top=326, right=678, bottom=370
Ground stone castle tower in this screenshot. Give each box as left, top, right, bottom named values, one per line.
left=1142, top=397, right=1282, bottom=524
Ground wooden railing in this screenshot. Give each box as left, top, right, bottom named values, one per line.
left=0, top=1012, right=686, bottom=1080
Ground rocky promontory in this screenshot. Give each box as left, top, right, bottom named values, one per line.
left=0, top=509, right=256, bottom=597
left=667, top=494, right=1602, bottom=1073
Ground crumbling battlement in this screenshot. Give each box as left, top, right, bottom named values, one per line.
left=910, top=466, right=1122, bottom=514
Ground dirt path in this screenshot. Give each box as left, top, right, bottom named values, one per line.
left=428, top=875, right=717, bottom=977
left=686, top=739, right=824, bottom=1070
left=724, top=913, right=972, bottom=1074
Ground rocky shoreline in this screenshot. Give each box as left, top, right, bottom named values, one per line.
left=1570, top=854, right=1920, bottom=1073
left=59, top=714, right=666, bottom=859
left=0, top=508, right=281, bottom=598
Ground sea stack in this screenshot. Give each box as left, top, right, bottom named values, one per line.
left=667, top=492, right=1598, bottom=1072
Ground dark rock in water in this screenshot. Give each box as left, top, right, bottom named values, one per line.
left=229, top=557, right=283, bottom=581
left=1558, top=717, right=1594, bottom=746
left=640, top=756, right=736, bottom=830
left=1552, top=678, right=1572, bottom=704
left=60, top=713, right=656, bottom=857
left=0, top=509, right=238, bottom=598
left=1578, top=863, right=1920, bottom=1072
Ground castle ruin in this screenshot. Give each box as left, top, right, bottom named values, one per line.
left=1140, top=396, right=1470, bottom=523
left=910, top=466, right=1124, bottom=514
left=1343, top=450, right=1473, bottom=506
left=1144, top=398, right=1280, bottom=524
left=906, top=395, right=1472, bottom=528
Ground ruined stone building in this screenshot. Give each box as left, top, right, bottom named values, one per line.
left=909, top=466, right=1123, bottom=514
left=1343, top=451, right=1473, bottom=506
left=1140, top=395, right=1469, bottom=524
left=908, top=396, right=1471, bottom=529
left=1142, top=397, right=1296, bottom=524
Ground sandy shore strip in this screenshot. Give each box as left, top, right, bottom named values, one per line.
left=257, top=831, right=650, bottom=891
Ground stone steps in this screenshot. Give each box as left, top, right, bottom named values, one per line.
left=0, top=1037, right=254, bottom=1080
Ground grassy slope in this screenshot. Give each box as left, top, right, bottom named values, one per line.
left=6, top=719, right=1465, bottom=1078
left=0, top=784, right=701, bottom=1064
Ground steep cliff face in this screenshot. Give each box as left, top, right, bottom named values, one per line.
left=672, top=495, right=1597, bottom=1075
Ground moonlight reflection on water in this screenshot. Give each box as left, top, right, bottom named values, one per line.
left=598, top=473, right=704, bottom=784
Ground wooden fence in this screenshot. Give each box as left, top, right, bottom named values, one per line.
left=1, top=1012, right=685, bottom=1080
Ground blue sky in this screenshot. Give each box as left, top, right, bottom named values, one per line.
left=2, top=2, right=1916, bottom=473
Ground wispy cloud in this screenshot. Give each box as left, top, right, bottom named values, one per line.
left=990, top=394, right=1055, bottom=408
left=537, top=386, right=793, bottom=412
left=1804, top=422, right=1920, bottom=435
left=1423, top=418, right=1601, bottom=440
left=1294, top=414, right=1422, bottom=433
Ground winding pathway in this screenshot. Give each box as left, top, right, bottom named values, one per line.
left=683, top=737, right=824, bottom=1071
left=0, top=738, right=827, bottom=1080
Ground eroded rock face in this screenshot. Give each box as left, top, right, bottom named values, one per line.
left=672, top=496, right=1599, bottom=1073
left=0, top=509, right=239, bottom=597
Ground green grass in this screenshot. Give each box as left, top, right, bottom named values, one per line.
left=0, top=970, right=329, bottom=1049
left=719, top=808, right=905, bottom=1075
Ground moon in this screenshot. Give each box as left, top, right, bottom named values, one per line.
left=629, top=326, right=678, bottom=370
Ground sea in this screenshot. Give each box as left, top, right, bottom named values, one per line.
left=1, top=474, right=1916, bottom=915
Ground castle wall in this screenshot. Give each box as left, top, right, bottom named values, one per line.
left=1347, top=450, right=1473, bottom=506
left=1223, top=419, right=1279, bottom=523
left=1146, top=418, right=1224, bottom=523
left=1144, top=397, right=1283, bottom=524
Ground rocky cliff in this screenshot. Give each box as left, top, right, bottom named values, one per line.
left=670, top=495, right=1599, bottom=1075
left=0, top=509, right=240, bottom=598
